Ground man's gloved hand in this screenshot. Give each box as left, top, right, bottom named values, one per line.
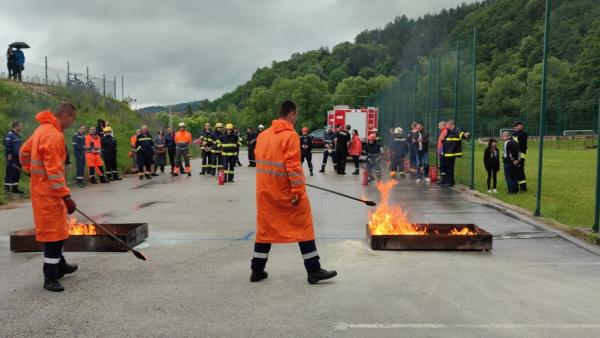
left=63, top=196, right=76, bottom=215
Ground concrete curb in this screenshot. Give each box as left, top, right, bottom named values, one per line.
left=453, top=184, right=600, bottom=256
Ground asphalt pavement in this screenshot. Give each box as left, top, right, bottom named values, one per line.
left=1, top=151, right=599, bottom=338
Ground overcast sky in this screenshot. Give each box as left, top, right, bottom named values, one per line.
left=0, top=0, right=476, bottom=107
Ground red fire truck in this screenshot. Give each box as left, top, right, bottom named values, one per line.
left=327, top=105, right=378, bottom=141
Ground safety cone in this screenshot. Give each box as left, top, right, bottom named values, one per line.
left=362, top=169, right=369, bottom=185
left=429, top=166, right=438, bottom=183
left=218, top=170, right=225, bottom=185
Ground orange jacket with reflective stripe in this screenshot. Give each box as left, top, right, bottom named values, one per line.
left=85, top=134, right=103, bottom=167
left=254, top=119, right=314, bottom=243
left=20, top=111, right=71, bottom=242
left=174, top=130, right=192, bottom=147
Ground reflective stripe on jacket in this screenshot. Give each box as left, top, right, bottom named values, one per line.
left=255, top=119, right=314, bottom=243
left=19, top=111, right=70, bottom=242
left=174, top=130, right=192, bottom=150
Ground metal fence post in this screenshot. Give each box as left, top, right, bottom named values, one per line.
left=414, top=62, right=418, bottom=123
left=594, top=97, right=600, bottom=232
left=121, top=76, right=124, bottom=101
left=454, top=41, right=460, bottom=122
left=113, top=76, right=116, bottom=99
left=470, top=27, right=478, bottom=190
left=103, top=74, right=106, bottom=96
left=67, top=61, right=70, bottom=86
left=44, top=56, right=48, bottom=85
left=435, top=51, right=441, bottom=168
left=426, top=59, right=433, bottom=133
left=534, top=0, right=551, bottom=217
left=86, top=67, right=89, bottom=83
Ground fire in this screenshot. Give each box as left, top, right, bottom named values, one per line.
left=450, top=227, right=477, bottom=236
left=368, top=180, right=427, bottom=235
left=68, top=216, right=97, bottom=235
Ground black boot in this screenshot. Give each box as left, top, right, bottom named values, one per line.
left=139, top=175, right=144, bottom=180
left=319, top=166, right=325, bottom=173
left=151, top=172, right=159, bottom=177
left=57, top=263, right=78, bottom=279
left=352, top=169, right=359, bottom=175
left=112, top=172, right=122, bottom=181
left=187, top=172, right=192, bottom=177
left=145, top=173, right=152, bottom=179
left=106, top=173, right=114, bottom=181
left=310, top=170, right=314, bottom=176
left=250, top=270, right=268, bottom=282
left=76, top=179, right=87, bottom=188
left=44, top=278, right=64, bottom=292
left=307, top=269, right=337, bottom=284
left=100, top=175, right=109, bottom=183
left=90, top=176, right=98, bottom=184
left=11, top=186, right=25, bottom=194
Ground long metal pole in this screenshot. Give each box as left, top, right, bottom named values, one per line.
left=594, top=97, right=600, bottom=232
left=453, top=41, right=460, bottom=122
left=534, top=0, right=551, bottom=217
left=67, top=61, right=70, bottom=86
left=470, top=27, right=477, bottom=190
left=44, top=56, right=48, bottom=85
left=103, top=74, right=106, bottom=96
left=121, top=76, right=124, bottom=100
left=113, top=76, right=117, bottom=99
left=435, top=51, right=441, bottom=168
left=86, top=67, right=89, bottom=83
left=425, top=59, right=432, bottom=133
left=414, top=62, right=418, bottom=122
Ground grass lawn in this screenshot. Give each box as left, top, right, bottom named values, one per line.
left=452, top=139, right=597, bottom=229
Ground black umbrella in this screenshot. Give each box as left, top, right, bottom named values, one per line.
left=9, top=42, right=30, bottom=49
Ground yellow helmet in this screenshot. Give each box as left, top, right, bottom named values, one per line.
left=103, top=126, right=112, bottom=133
left=225, top=123, right=234, bottom=130
left=215, top=122, right=223, bottom=128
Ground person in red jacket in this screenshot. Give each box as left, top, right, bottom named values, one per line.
left=20, top=103, right=79, bottom=292
left=348, top=129, right=363, bottom=175
left=251, top=101, right=337, bottom=284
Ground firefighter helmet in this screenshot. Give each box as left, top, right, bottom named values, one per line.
left=258, top=124, right=265, bottom=130
left=301, top=127, right=309, bottom=133
left=178, top=122, right=186, bottom=127
left=225, top=123, right=234, bottom=130
left=215, top=122, right=223, bottom=128
left=394, top=127, right=403, bottom=135
left=103, top=126, right=112, bottom=133
left=368, top=133, right=377, bottom=141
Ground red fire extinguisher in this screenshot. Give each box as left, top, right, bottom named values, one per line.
left=429, top=166, right=438, bottom=183
left=218, top=170, right=225, bottom=185
left=362, top=169, right=369, bottom=185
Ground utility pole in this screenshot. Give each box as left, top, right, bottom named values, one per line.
left=103, top=74, right=106, bottom=96
left=113, top=76, right=117, bottom=99
left=121, top=76, right=124, bottom=101
left=435, top=51, right=441, bottom=167
left=44, top=56, right=48, bottom=85
left=470, top=27, right=478, bottom=190
left=534, top=0, right=551, bottom=217
left=594, top=97, right=600, bottom=232
left=67, top=61, right=70, bottom=86
left=86, top=67, right=89, bottom=83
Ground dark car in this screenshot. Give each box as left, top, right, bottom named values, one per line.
left=309, top=128, right=326, bottom=148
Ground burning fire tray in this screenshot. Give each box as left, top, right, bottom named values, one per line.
left=10, top=223, right=148, bottom=252
left=367, top=223, right=492, bottom=251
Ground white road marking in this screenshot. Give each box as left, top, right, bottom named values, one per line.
left=334, top=323, right=600, bottom=331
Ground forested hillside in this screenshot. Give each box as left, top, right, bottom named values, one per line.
left=194, top=0, right=600, bottom=132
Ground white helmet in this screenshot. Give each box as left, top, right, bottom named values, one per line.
left=258, top=124, right=265, bottom=129
left=394, top=127, right=403, bottom=134
left=178, top=122, right=185, bottom=127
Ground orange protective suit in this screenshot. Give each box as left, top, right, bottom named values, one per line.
left=255, top=119, right=314, bottom=243
left=20, top=111, right=71, bottom=242
left=85, top=134, right=104, bottom=168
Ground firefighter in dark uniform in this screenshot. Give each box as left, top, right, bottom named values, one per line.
left=246, top=127, right=258, bottom=167
left=199, top=123, right=213, bottom=175
left=135, top=125, right=155, bottom=180
left=101, top=127, right=121, bottom=181
left=3, top=121, right=24, bottom=194
left=234, top=128, right=243, bottom=167
left=441, top=119, right=469, bottom=187
left=72, top=125, right=87, bottom=187
left=300, top=127, right=314, bottom=176
left=503, top=131, right=521, bottom=194
left=389, top=127, right=409, bottom=178
left=210, top=122, right=224, bottom=176
left=218, top=123, right=242, bottom=182
left=319, top=126, right=337, bottom=173
left=512, top=121, right=528, bottom=192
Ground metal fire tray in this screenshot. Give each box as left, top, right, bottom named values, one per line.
left=10, top=223, right=148, bottom=252
left=367, top=223, right=492, bottom=251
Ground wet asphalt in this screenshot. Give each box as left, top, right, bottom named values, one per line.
left=1, top=151, right=599, bottom=338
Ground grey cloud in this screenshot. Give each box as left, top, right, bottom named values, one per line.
left=0, top=0, right=477, bottom=106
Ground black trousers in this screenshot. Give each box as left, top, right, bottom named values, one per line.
left=4, top=158, right=20, bottom=188
left=251, top=240, right=321, bottom=273
left=210, top=152, right=222, bottom=175
left=445, top=156, right=456, bottom=185
left=321, top=149, right=337, bottom=170
left=75, top=152, right=86, bottom=180
left=486, top=169, right=498, bottom=189
left=439, top=155, right=447, bottom=183
left=102, top=152, right=118, bottom=176
left=352, top=155, right=360, bottom=170
left=336, top=150, right=348, bottom=173
left=43, top=240, right=66, bottom=279
left=137, top=152, right=153, bottom=173
left=201, top=148, right=210, bottom=173
left=301, top=150, right=313, bottom=171
left=389, top=154, right=405, bottom=175
left=167, top=148, right=176, bottom=172
left=223, top=155, right=236, bottom=181
left=515, top=159, right=527, bottom=190
left=248, top=144, right=256, bottom=166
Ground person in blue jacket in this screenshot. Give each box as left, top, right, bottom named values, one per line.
left=4, top=122, right=24, bottom=194
left=72, top=125, right=87, bottom=187
left=13, top=48, right=25, bottom=82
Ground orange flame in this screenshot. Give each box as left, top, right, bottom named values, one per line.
left=450, top=227, right=477, bottom=235
left=368, top=180, right=427, bottom=235
left=68, top=216, right=97, bottom=235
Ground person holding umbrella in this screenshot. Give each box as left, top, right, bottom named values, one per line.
left=9, top=42, right=28, bottom=82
